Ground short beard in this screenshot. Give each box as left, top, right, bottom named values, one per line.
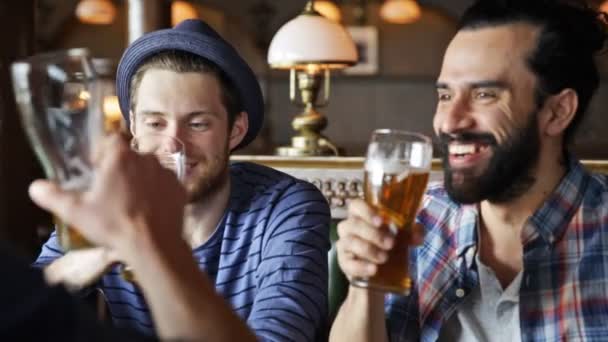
left=186, top=141, right=230, bottom=203
left=439, top=113, right=540, bottom=204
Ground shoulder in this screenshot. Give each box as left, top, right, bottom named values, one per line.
left=230, top=162, right=326, bottom=201
left=230, top=162, right=297, bottom=189
left=586, top=172, right=608, bottom=193
left=230, top=161, right=293, bottom=181
left=226, top=163, right=330, bottom=238
left=582, top=172, right=608, bottom=210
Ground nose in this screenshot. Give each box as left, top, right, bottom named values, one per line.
left=435, top=96, right=475, bottom=135
left=159, top=124, right=185, bottom=154
left=160, top=137, right=182, bottom=154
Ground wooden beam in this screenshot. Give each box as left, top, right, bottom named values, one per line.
left=127, top=0, right=171, bottom=44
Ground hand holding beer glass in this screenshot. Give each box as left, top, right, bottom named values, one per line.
left=350, top=129, right=432, bottom=295
left=11, top=48, right=103, bottom=251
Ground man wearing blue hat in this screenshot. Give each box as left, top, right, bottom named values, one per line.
left=34, top=20, right=330, bottom=341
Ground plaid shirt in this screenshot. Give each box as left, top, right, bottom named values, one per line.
left=385, top=158, right=608, bottom=341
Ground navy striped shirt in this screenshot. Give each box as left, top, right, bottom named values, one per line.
left=34, top=162, right=331, bottom=341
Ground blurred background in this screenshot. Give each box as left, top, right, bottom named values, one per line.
left=2, top=0, right=608, bottom=256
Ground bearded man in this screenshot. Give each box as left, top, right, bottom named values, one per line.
left=330, top=0, right=608, bottom=341
left=35, top=20, right=330, bottom=341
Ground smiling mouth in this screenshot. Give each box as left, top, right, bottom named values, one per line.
left=449, top=143, right=490, bottom=156
left=447, top=143, right=492, bottom=167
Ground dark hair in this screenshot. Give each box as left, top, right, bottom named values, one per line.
left=459, top=0, right=608, bottom=145
left=130, top=50, right=242, bottom=128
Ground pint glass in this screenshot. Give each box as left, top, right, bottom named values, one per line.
left=11, top=48, right=103, bottom=250
left=351, top=129, right=433, bottom=295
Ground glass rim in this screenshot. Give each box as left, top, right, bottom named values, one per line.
left=371, top=129, right=432, bottom=144
left=12, top=48, right=91, bottom=66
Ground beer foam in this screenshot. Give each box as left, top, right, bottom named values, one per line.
left=364, top=142, right=432, bottom=173
left=364, top=157, right=407, bottom=175
left=411, top=142, right=432, bottom=168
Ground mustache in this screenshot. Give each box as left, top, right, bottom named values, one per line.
left=437, top=132, right=497, bottom=146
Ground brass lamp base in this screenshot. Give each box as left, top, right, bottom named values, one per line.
left=276, top=67, right=344, bottom=157
left=276, top=135, right=339, bottom=156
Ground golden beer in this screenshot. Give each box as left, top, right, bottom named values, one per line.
left=351, top=129, right=433, bottom=294
left=358, top=169, right=429, bottom=294
left=55, top=217, right=93, bottom=250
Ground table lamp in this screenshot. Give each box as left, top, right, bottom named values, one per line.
left=267, top=0, right=357, bottom=156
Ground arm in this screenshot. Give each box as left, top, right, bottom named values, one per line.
left=329, top=200, right=392, bottom=342
left=331, top=287, right=388, bottom=342
left=329, top=200, right=423, bottom=342
left=250, top=180, right=331, bottom=341
left=119, top=219, right=256, bottom=341
left=28, top=134, right=255, bottom=341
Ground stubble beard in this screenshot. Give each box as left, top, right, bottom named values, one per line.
left=186, top=141, right=230, bottom=203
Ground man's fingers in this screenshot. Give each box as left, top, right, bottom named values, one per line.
left=44, top=247, right=116, bottom=290
left=348, top=199, right=381, bottom=226
left=29, top=180, right=83, bottom=224
left=339, top=257, right=377, bottom=279
left=93, top=134, right=139, bottom=193
left=92, top=132, right=133, bottom=167
left=29, top=180, right=65, bottom=211
left=337, top=217, right=394, bottom=250
left=337, top=233, right=388, bottom=265
left=336, top=240, right=378, bottom=278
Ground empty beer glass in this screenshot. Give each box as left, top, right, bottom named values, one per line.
left=11, top=48, right=104, bottom=250
left=351, top=129, right=433, bottom=295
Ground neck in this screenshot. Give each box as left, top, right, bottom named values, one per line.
left=183, top=175, right=231, bottom=249
left=480, top=149, right=567, bottom=240
left=477, top=148, right=567, bottom=288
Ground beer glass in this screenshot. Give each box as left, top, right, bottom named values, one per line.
left=130, top=133, right=186, bottom=181
left=11, top=48, right=103, bottom=250
left=120, top=133, right=187, bottom=282
left=351, top=129, right=433, bottom=295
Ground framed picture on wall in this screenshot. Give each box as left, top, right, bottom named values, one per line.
left=344, top=26, right=379, bottom=75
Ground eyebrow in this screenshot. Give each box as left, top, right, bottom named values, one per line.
left=435, top=80, right=509, bottom=90
left=137, top=110, right=220, bottom=119
left=138, top=110, right=165, bottom=117
left=469, top=80, right=508, bottom=89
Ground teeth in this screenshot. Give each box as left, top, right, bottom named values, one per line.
left=449, top=144, right=476, bottom=155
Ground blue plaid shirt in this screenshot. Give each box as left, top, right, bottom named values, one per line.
left=385, top=158, right=608, bottom=341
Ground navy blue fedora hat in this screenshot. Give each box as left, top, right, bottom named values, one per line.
left=116, top=19, right=264, bottom=149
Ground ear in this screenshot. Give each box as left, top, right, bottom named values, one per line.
left=129, top=110, right=137, bottom=136
left=540, top=89, right=578, bottom=137
left=229, top=111, right=249, bottom=150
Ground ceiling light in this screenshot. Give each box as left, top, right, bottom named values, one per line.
left=380, top=0, right=421, bottom=25
left=75, top=0, right=116, bottom=25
